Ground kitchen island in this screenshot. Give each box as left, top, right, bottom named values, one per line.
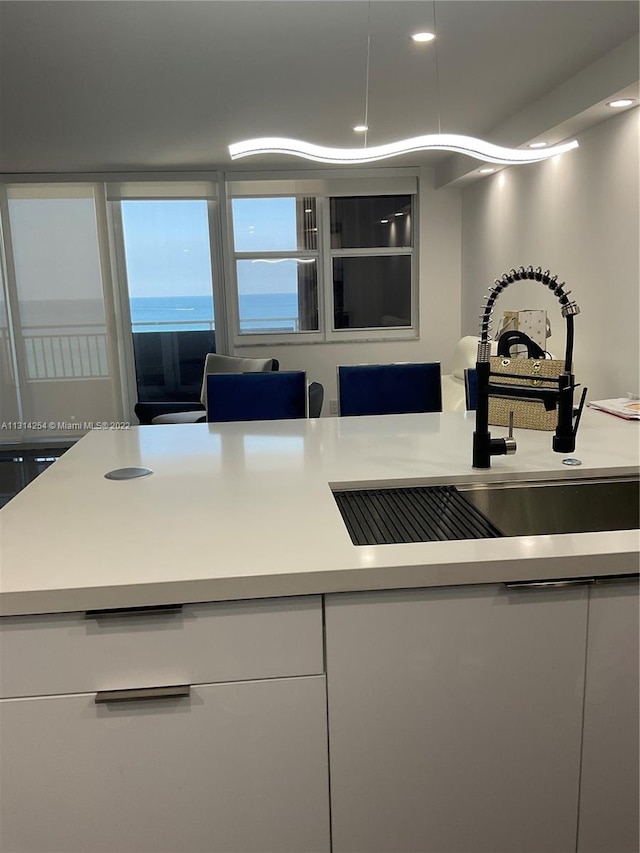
left=0, top=410, right=638, bottom=853
left=1, top=409, right=638, bottom=616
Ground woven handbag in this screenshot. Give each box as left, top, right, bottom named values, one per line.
left=488, top=356, right=564, bottom=431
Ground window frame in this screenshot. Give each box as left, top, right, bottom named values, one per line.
left=226, top=194, right=325, bottom=345
left=228, top=184, right=419, bottom=348
left=322, top=193, right=417, bottom=343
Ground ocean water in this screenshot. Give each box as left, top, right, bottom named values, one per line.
left=130, top=294, right=299, bottom=333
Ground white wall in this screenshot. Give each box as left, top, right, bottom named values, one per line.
left=460, top=108, right=639, bottom=401
left=234, top=166, right=462, bottom=413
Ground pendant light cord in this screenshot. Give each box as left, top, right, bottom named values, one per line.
left=432, top=0, right=442, bottom=134
left=363, top=0, right=372, bottom=147
left=230, top=0, right=579, bottom=165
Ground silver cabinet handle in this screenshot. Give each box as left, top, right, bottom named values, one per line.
left=95, top=685, right=191, bottom=704
left=505, top=573, right=639, bottom=590
left=594, top=573, right=639, bottom=585
left=504, top=578, right=595, bottom=590
left=85, top=604, right=183, bottom=620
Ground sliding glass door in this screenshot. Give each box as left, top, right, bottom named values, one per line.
left=110, top=184, right=220, bottom=405
left=1, top=184, right=122, bottom=442
left=0, top=234, right=20, bottom=440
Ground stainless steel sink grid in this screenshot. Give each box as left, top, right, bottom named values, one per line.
left=332, top=476, right=639, bottom=545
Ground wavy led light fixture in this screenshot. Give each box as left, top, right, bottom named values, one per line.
left=229, top=2, right=580, bottom=168
left=228, top=134, right=579, bottom=165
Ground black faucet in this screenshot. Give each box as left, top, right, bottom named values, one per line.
left=472, top=266, right=587, bottom=469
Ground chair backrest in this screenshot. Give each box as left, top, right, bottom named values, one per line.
left=451, top=336, right=480, bottom=379
left=338, top=362, right=442, bottom=417
left=308, top=381, right=324, bottom=418
left=199, top=353, right=279, bottom=407
left=206, top=371, right=307, bottom=422
left=464, top=368, right=478, bottom=411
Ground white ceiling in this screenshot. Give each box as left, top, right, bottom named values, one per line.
left=0, top=0, right=638, bottom=178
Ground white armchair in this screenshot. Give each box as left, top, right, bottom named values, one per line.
left=441, top=336, right=497, bottom=412
left=135, top=354, right=279, bottom=425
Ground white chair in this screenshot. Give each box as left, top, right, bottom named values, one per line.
left=441, top=336, right=497, bottom=412
left=146, top=353, right=279, bottom=424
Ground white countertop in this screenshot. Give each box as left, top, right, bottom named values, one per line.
left=1, top=409, right=638, bottom=616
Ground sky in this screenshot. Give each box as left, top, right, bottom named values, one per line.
left=8, top=195, right=304, bottom=327
left=122, top=198, right=300, bottom=297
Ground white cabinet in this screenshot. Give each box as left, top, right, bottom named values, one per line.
left=0, top=677, right=329, bottom=853
left=578, top=579, right=640, bottom=853
left=0, top=597, right=330, bottom=853
left=325, top=583, right=590, bottom=853
left=0, top=596, right=324, bottom=698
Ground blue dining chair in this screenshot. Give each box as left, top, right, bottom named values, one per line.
left=464, top=368, right=478, bottom=411
left=206, top=371, right=308, bottom=422
left=338, top=362, right=442, bottom=417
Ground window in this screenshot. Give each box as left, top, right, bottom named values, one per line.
left=0, top=174, right=418, bottom=435
left=122, top=201, right=215, bottom=336
left=330, top=195, right=413, bottom=331
left=333, top=255, right=412, bottom=330
left=119, top=199, right=216, bottom=402
left=108, top=182, right=220, bottom=404
left=231, top=197, right=319, bottom=334
left=229, top=187, right=416, bottom=343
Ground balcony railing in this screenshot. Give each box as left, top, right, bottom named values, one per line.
left=132, top=319, right=216, bottom=333
left=23, top=325, right=109, bottom=380
left=238, top=317, right=299, bottom=333
left=16, top=314, right=299, bottom=399
left=134, top=318, right=300, bottom=333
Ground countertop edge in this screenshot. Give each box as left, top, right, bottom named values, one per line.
left=2, top=546, right=638, bottom=617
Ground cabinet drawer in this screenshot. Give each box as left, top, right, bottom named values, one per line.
left=0, top=596, right=323, bottom=698
left=0, top=675, right=330, bottom=852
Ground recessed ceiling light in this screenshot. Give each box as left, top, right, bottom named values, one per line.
left=304, top=208, right=313, bottom=213
left=478, top=168, right=495, bottom=174
left=411, top=32, right=435, bottom=43
left=607, top=98, right=635, bottom=108
left=380, top=219, right=389, bottom=224
left=394, top=212, right=404, bottom=216
left=353, top=124, right=369, bottom=133
left=528, top=142, right=548, bottom=149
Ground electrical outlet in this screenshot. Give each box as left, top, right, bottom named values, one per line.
left=329, top=399, right=339, bottom=415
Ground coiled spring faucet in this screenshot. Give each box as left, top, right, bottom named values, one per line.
left=472, top=265, right=587, bottom=468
